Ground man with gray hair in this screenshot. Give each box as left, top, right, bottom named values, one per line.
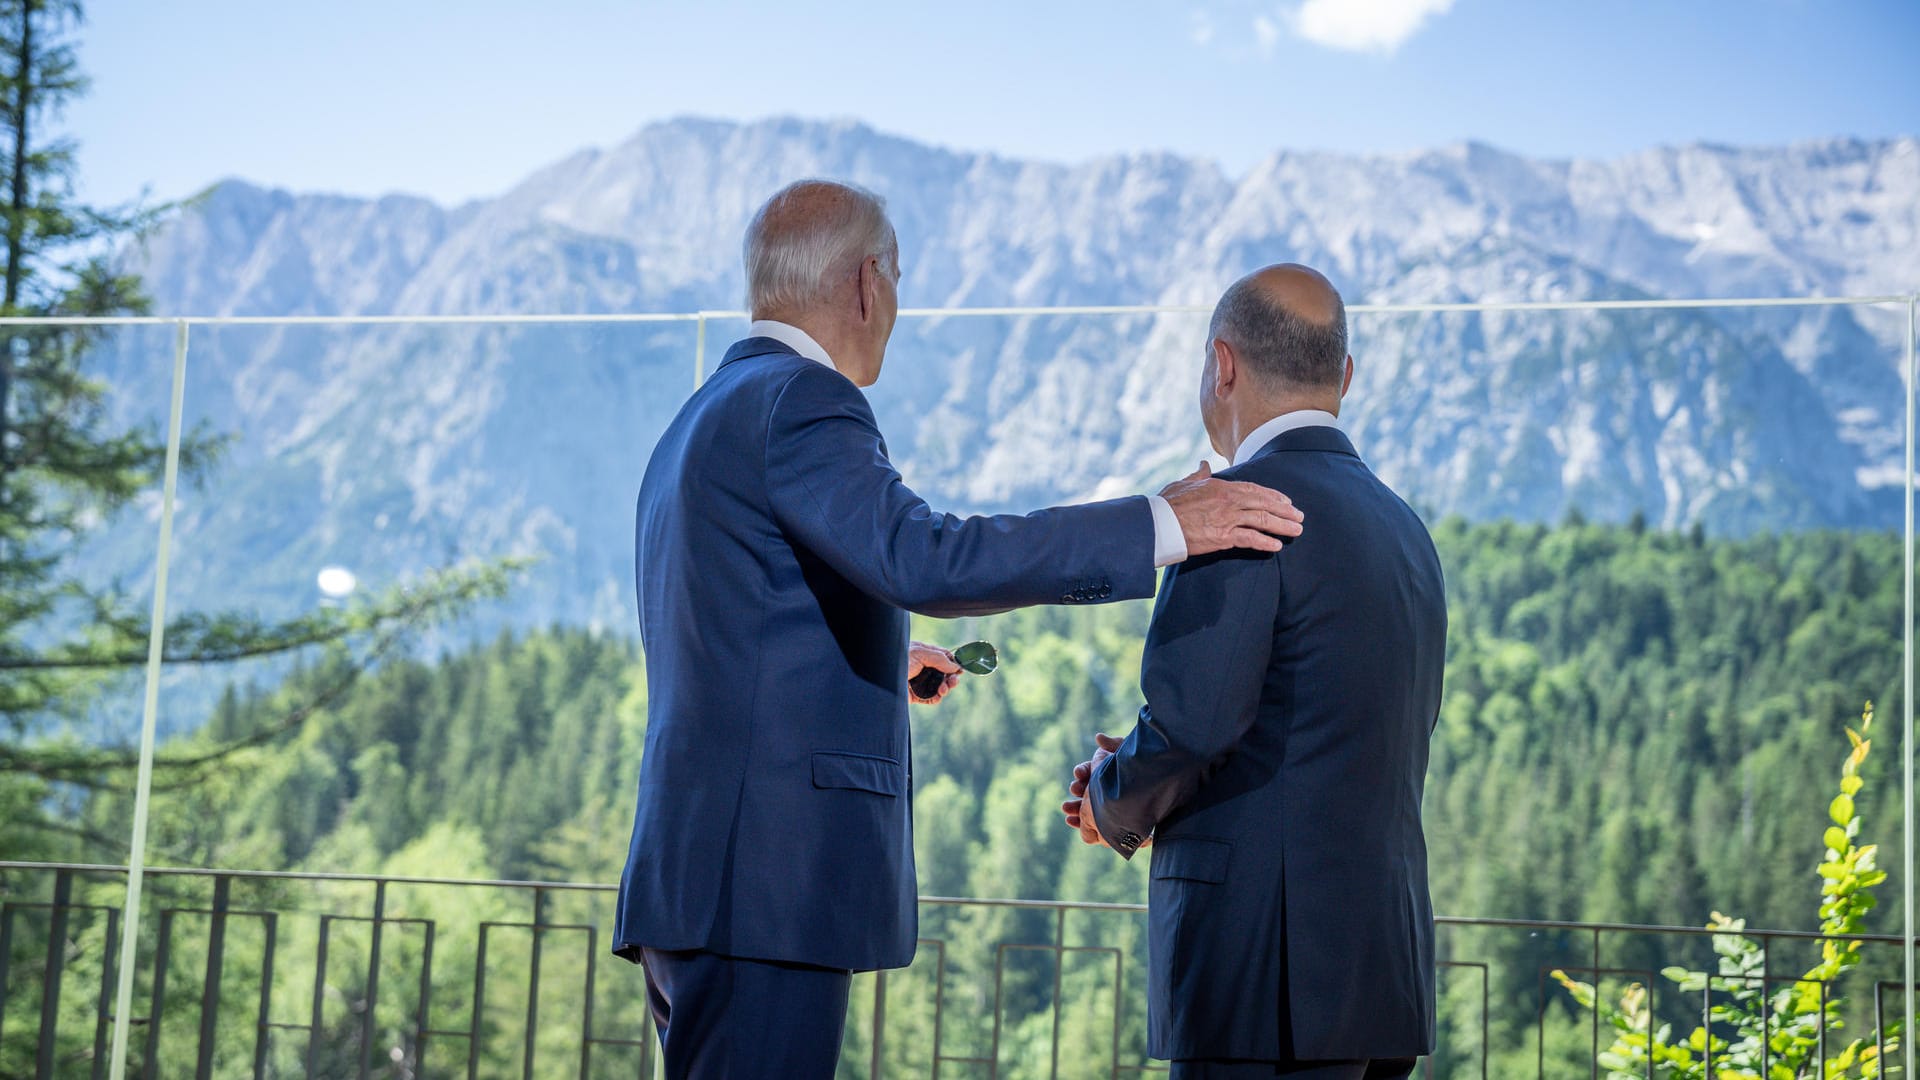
left=615, top=180, right=1307, bottom=1077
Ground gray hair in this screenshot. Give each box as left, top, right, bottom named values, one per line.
left=743, top=179, right=898, bottom=316
left=1209, top=276, right=1348, bottom=389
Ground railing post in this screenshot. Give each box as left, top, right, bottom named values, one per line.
left=1482, top=961, right=1492, bottom=1080
left=1759, top=934, right=1772, bottom=1080
left=308, top=916, right=332, bottom=1075
left=0, top=901, right=12, bottom=1047
left=33, top=869, right=73, bottom=1079
left=252, top=913, right=276, bottom=1080
left=524, top=889, right=546, bottom=1079
left=466, top=920, right=490, bottom=1080
left=870, top=968, right=886, bottom=1080
left=413, top=914, right=435, bottom=1074
left=1050, top=908, right=1066, bottom=1080
left=193, top=875, right=230, bottom=1080
left=577, top=923, right=595, bottom=1079
left=91, top=907, right=120, bottom=1080
left=108, top=318, right=191, bottom=1080
left=1589, top=929, right=1600, bottom=1080
left=358, top=879, right=387, bottom=1079
left=929, top=941, right=946, bottom=1080
left=143, top=910, right=176, bottom=1080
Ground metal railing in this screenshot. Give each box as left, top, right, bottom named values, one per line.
left=0, top=861, right=1910, bottom=1078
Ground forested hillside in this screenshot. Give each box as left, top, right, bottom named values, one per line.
left=11, top=519, right=1902, bottom=1076
left=92, top=519, right=1901, bottom=931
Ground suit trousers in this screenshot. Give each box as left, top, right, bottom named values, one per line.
left=1170, top=1058, right=1419, bottom=1080
left=638, top=947, right=852, bottom=1079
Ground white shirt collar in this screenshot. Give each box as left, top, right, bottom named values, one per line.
left=1231, top=409, right=1340, bottom=467
left=746, top=319, right=836, bottom=371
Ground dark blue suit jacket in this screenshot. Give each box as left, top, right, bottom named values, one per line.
left=615, top=337, right=1158, bottom=972
left=1088, top=424, right=1447, bottom=1062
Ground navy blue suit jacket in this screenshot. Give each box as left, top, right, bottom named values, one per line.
left=616, top=337, right=1158, bottom=972
left=1088, top=425, right=1447, bottom=1062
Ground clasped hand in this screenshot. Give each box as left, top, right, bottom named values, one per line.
left=1060, top=732, right=1150, bottom=849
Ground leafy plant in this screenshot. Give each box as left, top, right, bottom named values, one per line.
left=1554, top=703, right=1899, bottom=1079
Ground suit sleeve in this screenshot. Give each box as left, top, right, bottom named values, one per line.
left=1087, top=546, right=1281, bottom=858
left=764, top=363, right=1159, bottom=617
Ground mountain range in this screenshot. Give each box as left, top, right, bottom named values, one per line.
left=88, top=116, right=1919, bottom=640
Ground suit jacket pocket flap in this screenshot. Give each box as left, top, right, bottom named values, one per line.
left=1150, top=837, right=1231, bottom=883
left=811, top=752, right=905, bottom=797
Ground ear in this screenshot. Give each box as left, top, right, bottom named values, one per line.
left=1211, top=338, right=1238, bottom=398
left=1341, top=355, right=1354, bottom=398
left=856, top=256, right=878, bottom=323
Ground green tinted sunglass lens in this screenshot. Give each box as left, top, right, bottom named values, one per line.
left=954, top=641, right=998, bottom=675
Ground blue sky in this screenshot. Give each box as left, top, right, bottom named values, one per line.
left=72, top=0, right=1920, bottom=208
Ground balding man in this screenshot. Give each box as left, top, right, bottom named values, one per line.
left=1064, top=266, right=1448, bottom=1079
left=614, top=181, right=1306, bottom=1078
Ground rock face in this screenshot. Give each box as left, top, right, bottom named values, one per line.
left=90, top=117, right=1918, bottom=631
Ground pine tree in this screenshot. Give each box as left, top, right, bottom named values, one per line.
left=0, top=0, right=515, bottom=861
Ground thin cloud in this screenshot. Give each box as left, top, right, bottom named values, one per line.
left=1252, top=13, right=1282, bottom=55
left=1190, top=11, right=1216, bottom=46
left=1288, top=0, right=1455, bottom=54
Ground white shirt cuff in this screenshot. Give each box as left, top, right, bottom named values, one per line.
left=1146, top=494, right=1187, bottom=567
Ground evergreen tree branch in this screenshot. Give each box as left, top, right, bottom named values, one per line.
left=0, top=558, right=525, bottom=782
left=0, top=559, right=524, bottom=672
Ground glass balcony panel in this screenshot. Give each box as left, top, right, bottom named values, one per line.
left=4, top=297, right=1910, bottom=1077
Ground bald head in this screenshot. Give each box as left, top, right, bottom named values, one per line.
left=1209, top=263, right=1348, bottom=392
left=744, top=179, right=898, bottom=318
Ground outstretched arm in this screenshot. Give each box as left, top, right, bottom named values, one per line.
left=764, top=363, right=1156, bottom=615
left=764, top=364, right=1300, bottom=616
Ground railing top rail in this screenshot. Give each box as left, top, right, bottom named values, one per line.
left=0, top=860, right=1901, bottom=944
left=1427, top=913, right=1902, bottom=943
left=0, top=859, right=615, bottom=892
left=0, top=293, right=1911, bottom=328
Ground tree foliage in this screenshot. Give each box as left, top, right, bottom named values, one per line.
left=19, top=520, right=1898, bottom=1076
left=0, top=0, right=517, bottom=865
